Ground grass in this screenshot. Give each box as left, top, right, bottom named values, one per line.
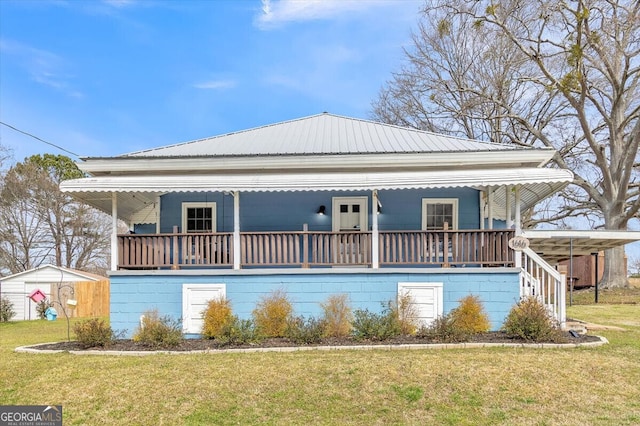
left=2, top=293, right=640, bottom=425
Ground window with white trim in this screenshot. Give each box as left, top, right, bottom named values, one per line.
left=181, top=202, right=216, bottom=233
left=421, top=198, right=458, bottom=230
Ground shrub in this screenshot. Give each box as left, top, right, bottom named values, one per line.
left=285, top=316, right=325, bottom=344
left=502, top=296, right=565, bottom=343
left=416, top=313, right=469, bottom=343
left=394, top=292, right=420, bottom=335
left=216, top=316, right=263, bottom=346
left=0, top=297, right=16, bottom=322
left=202, top=296, right=234, bottom=339
left=352, top=303, right=401, bottom=341
left=449, top=295, right=491, bottom=335
left=252, top=290, right=293, bottom=337
left=133, top=309, right=183, bottom=348
left=73, top=318, right=115, bottom=348
left=320, top=294, right=353, bottom=338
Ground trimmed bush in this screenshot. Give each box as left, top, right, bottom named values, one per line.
left=502, top=296, right=565, bottom=343
left=352, top=303, right=401, bottom=341
left=417, top=313, right=469, bottom=343
left=73, top=318, right=115, bottom=348
left=285, top=316, right=325, bottom=344
left=449, top=295, right=491, bottom=335
left=0, top=297, right=16, bottom=322
left=133, top=309, right=183, bottom=348
left=252, top=289, right=293, bottom=337
left=216, top=316, right=263, bottom=346
left=202, top=296, right=234, bottom=339
left=320, top=294, right=353, bottom=338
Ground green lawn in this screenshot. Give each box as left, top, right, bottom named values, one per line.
left=1, top=295, right=639, bottom=425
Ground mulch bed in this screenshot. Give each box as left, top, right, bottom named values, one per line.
left=32, top=331, right=602, bottom=352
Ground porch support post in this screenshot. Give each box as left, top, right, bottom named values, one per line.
left=479, top=191, right=485, bottom=230
left=487, top=186, right=494, bottom=229
left=514, top=185, right=522, bottom=235
left=372, top=190, right=379, bottom=269
left=233, top=191, right=241, bottom=270
left=155, top=195, right=161, bottom=234
left=505, top=185, right=513, bottom=229
left=111, top=192, right=118, bottom=271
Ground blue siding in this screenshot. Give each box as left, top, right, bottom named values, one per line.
left=156, top=188, right=481, bottom=233
left=110, top=269, right=520, bottom=338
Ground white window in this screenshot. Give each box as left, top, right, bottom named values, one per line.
left=332, top=196, right=368, bottom=232
left=421, top=198, right=458, bottom=230
left=182, top=283, right=226, bottom=334
left=397, top=282, right=444, bottom=327
left=181, top=202, right=216, bottom=233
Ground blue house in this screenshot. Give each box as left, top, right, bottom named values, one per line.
left=61, top=113, right=578, bottom=337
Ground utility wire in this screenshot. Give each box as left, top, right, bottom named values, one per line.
left=0, top=121, right=80, bottom=158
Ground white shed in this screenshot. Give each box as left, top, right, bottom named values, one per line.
left=0, top=265, right=106, bottom=321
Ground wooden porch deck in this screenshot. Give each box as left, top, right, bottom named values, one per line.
left=117, top=229, right=515, bottom=270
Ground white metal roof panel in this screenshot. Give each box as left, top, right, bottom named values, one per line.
left=119, top=113, right=525, bottom=158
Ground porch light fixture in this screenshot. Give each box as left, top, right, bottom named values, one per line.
left=377, top=199, right=382, bottom=215
left=317, top=205, right=326, bottom=215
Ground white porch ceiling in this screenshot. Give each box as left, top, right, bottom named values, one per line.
left=522, top=230, right=640, bottom=264
left=61, top=168, right=572, bottom=224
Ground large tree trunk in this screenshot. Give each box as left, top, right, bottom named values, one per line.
left=602, top=246, right=629, bottom=289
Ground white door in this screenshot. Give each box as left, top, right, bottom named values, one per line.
left=182, top=284, right=226, bottom=334
left=397, top=282, right=443, bottom=327
left=332, top=197, right=368, bottom=232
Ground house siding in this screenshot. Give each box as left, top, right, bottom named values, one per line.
left=152, top=188, right=481, bottom=234
left=109, top=269, right=520, bottom=338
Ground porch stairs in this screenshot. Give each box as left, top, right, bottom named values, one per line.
left=519, top=247, right=567, bottom=329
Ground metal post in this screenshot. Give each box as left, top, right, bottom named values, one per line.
left=569, top=238, right=573, bottom=306
left=592, top=252, right=599, bottom=303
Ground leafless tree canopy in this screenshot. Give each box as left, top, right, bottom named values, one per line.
left=372, top=0, right=640, bottom=287
left=0, top=154, right=111, bottom=276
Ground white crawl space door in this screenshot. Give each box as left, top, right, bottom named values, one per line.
left=397, top=282, right=443, bottom=327
left=182, top=283, right=226, bottom=334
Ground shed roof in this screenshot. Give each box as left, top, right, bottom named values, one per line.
left=0, top=264, right=106, bottom=283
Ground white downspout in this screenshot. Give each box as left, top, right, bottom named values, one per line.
left=111, top=192, right=118, bottom=271
left=372, top=190, right=379, bottom=269
left=233, top=191, right=241, bottom=270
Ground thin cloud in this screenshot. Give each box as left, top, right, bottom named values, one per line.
left=256, top=0, right=394, bottom=29
left=0, top=39, right=83, bottom=99
left=193, top=80, right=237, bottom=90
left=102, top=0, right=136, bottom=8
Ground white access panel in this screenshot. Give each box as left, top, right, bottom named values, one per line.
left=182, top=284, right=226, bottom=334
left=397, top=282, right=444, bottom=327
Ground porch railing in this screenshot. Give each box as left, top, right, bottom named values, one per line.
left=117, top=229, right=515, bottom=269
left=519, top=247, right=566, bottom=328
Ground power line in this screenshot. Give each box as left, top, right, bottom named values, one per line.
left=0, top=121, right=80, bottom=158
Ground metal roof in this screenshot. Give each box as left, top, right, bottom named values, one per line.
left=119, top=113, right=527, bottom=158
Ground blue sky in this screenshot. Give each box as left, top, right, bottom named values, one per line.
left=0, top=0, right=422, bottom=163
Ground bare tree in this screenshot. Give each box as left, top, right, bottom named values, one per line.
left=0, top=154, right=110, bottom=276
left=372, top=0, right=640, bottom=287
